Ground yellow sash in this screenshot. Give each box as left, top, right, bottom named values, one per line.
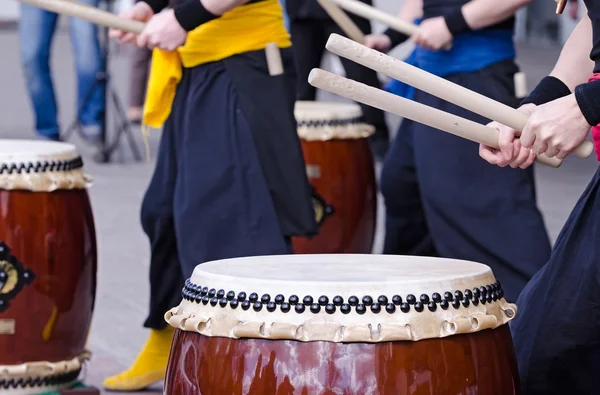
left=142, top=0, right=291, bottom=128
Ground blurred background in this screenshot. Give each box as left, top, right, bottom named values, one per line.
left=0, top=0, right=595, bottom=392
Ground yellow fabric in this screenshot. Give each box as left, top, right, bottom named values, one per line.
left=142, top=0, right=291, bottom=128
left=102, top=327, right=174, bottom=391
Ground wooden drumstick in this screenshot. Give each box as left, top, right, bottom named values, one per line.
left=556, top=0, right=567, bottom=14
left=16, top=0, right=145, bottom=34
left=317, top=0, right=366, bottom=44
left=324, top=33, right=595, bottom=159
left=327, top=0, right=452, bottom=50
left=308, top=68, right=562, bottom=168
left=265, top=43, right=284, bottom=76
left=514, top=72, right=528, bottom=99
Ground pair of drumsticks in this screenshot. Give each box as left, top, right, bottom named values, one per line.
left=309, top=34, right=593, bottom=168
left=18, top=0, right=592, bottom=168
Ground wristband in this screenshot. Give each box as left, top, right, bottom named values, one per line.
left=575, top=79, right=600, bottom=127
left=137, top=0, right=166, bottom=15
left=173, top=0, right=219, bottom=32
left=520, top=76, right=571, bottom=106
left=383, top=28, right=409, bottom=49
left=444, top=8, right=471, bottom=36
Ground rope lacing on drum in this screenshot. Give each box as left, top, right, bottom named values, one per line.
left=0, top=368, right=81, bottom=389
left=297, top=117, right=364, bottom=128
left=0, top=157, right=84, bottom=175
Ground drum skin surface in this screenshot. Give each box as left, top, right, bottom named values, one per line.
left=0, top=189, right=97, bottom=365
left=292, top=139, right=376, bottom=254
left=165, top=325, right=520, bottom=394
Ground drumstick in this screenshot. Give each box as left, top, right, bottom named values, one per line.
left=265, top=43, right=284, bottom=76
left=16, top=0, right=145, bottom=34
left=327, top=0, right=452, bottom=50
left=316, top=0, right=366, bottom=44
left=514, top=72, right=528, bottom=99
left=324, top=33, right=594, bottom=159
left=556, top=0, right=567, bottom=14
left=308, top=68, right=562, bottom=168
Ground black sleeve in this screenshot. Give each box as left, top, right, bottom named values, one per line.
left=520, top=76, right=572, bottom=106
left=137, top=0, right=168, bottom=14
left=173, top=0, right=219, bottom=32
left=444, top=7, right=471, bottom=36
left=575, top=80, right=600, bottom=127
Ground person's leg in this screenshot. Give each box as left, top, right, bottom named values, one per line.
left=380, top=119, right=438, bottom=256
left=326, top=15, right=390, bottom=159
left=103, top=72, right=189, bottom=393
left=68, top=0, right=105, bottom=144
left=289, top=19, right=327, bottom=101
left=411, top=61, right=551, bottom=302
left=18, top=4, right=60, bottom=140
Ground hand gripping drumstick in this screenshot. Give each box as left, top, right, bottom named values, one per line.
left=324, top=33, right=595, bottom=159
left=308, top=68, right=562, bottom=168
left=16, top=0, right=145, bottom=34
left=326, top=0, right=452, bottom=50
left=317, top=0, right=366, bottom=44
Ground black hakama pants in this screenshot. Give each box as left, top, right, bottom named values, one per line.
left=511, top=165, right=600, bottom=394
left=380, top=60, right=552, bottom=303
left=141, top=47, right=317, bottom=329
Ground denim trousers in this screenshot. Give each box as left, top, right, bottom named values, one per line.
left=19, top=1, right=105, bottom=138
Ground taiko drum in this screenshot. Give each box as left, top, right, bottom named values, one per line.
left=164, top=254, right=521, bottom=394
left=0, top=140, right=97, bottom=394
left=292, top=101, right=376, bottom=254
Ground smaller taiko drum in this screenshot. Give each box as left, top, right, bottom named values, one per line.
left=164, top=254, right=521, bottom=394
left=0, top=140, right=97, bottom=394
left=293, top=101, right=376, bottom=254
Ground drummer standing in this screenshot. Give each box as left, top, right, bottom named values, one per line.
left=480, top=5, right=600, bottom=393
left=364, top=0, right=551, bottom=303
left=285, top=0, right=391, bottom=159
left=103, top=0, right=318, bottom=391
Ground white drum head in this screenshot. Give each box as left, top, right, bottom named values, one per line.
left=0, top=140, right=88, bottom=191
left=294, top=101, right=375, bottom=141
left=166, top=254, right=517, bottom=343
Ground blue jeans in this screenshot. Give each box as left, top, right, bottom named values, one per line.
left=19, top=1, right=104, bottom=139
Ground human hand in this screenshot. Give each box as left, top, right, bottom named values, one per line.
left=108, top=2, right=153, bottom=45
left=411, top=17, right=452, bottom=51
left=364, top=34, right=392, bottom=53
left=137, top=9, right=187, bottom=51
left=479, top=104, right=538, bottom=169
left=520, top=94, right=591, bottom=159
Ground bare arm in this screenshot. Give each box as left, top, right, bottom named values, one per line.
left=549, top=14, right=595, bottom=90
left=396, top=0, right=423, bottom=23
left=462, top=0, right=531, bottom=30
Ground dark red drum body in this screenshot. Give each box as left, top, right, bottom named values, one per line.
left=0, top=141, right=97, bottom=394
left=291, top=101, right=376, bottom=254
left=163, top=255, right=521, bottom=395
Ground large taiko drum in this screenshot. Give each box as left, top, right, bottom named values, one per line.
left=164, top=254, right=521, bottom=394
left=293, top=101, right=377, bottom=254
left=0, top=140, right=97, bottom=394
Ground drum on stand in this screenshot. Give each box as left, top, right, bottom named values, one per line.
left=292, top=101, right=376, bottom=254
left=164, top=254, right=520, bottom=394
left=0, top=140, right=97, bottom=394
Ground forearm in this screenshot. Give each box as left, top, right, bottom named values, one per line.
left=550, top=15, right=594, bottom=90
left=461, top=0, right=529, bottom=31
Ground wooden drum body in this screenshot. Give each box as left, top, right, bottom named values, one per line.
left=0, top=141, right=97, bottom=394
left=164, top=255, right=521, bottom=394
left=292, top=102, right=377, bottom=254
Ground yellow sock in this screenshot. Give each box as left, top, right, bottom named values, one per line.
left=103, top=326, right=174, bottom=391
